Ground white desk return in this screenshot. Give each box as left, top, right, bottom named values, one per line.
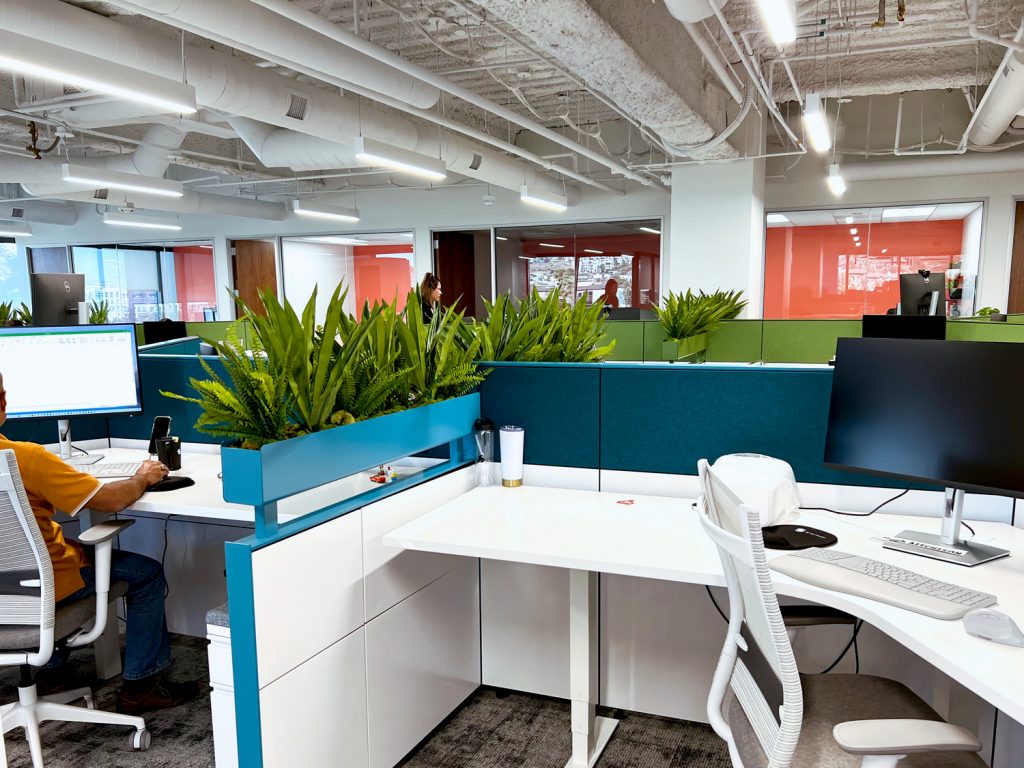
left=384, top=485, right=1024, bottom=768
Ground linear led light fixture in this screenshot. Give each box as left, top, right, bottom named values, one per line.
left=826, top=164, right=846, bottom=197
left=305, top=236, right=369, bottom=245
left=495, top=236, right=508, bottom=241
left=638, top=226, right=661, bottom=235
left=62, top=164, right=183, bottom=198
left=103, top=211, right=182, bottom=231
left=290, top=199, right=360, bottom=223
left=583, top=249, right=604, bottom=254
left=520, top=184, right=568, bottom=213
left=0, top=30, right=197, bottom=115
left=354, top=136, right=447, bottom=181
left=766, top=213, right=789, bottom=224
left=802, top=93, right=831, bottom=153
left=882, top=206, right=936, bottom=221
left=0, top=221, right=32, bottom=237
left=755, top=0, right=797, bottom=46
left=538, top=242, right=565, bottom=248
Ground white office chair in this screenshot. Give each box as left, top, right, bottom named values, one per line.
left=696, top=459, right=985, bottom=768
left=0, top=449, right=150, bottom=768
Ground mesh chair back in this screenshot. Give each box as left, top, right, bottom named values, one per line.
left=698, top=459, right=802, bottom=768
left=0, top=449, right=55, bottom=633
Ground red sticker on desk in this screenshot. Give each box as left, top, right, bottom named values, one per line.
left=617, top=499, right=635, bottom=505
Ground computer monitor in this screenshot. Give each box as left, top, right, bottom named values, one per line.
left=29, top=273, right=85, bottom=327
left=861, top=314, right=946, bottom=340
left=898, top=271, right=945, bottom=316
left=0, top=324, right=143, bottom=462
left=143, top=320, right=188, bottom=345
left=825, top=337, right=1023, bottom=565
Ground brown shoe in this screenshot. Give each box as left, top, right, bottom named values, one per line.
left=117, top=677, right=200, bottom=715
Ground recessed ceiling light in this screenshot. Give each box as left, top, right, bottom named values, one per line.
left=845, top=216, right=854, bottom=224
left=583, top=249, right=604, bottom=254
left=766, top=213, right=789, bottom=224
left=538, top=242, right=565, bottom=248
left=882, top=248, right=888, bottom=253
left=495, top=236, right=508, bottom=241
left=305, top=236, right=369, bottom=245
left=882, top=206, right=936, bottom=220
left=850, top=228, right=858, bottom=235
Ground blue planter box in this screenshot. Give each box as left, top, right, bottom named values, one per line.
left=220, top=393, right=481, bottom=506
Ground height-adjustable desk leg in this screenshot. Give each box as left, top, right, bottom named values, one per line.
left=566, top=569, right=617, bottom=768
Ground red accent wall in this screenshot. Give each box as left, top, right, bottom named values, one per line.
left=764, top=220, right=964, bottom=319
left=352, top=244, right=414, bottom=315
left=172, top=246, right=217, bottom=321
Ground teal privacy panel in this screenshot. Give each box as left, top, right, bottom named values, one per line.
left=107, top=355, right=224, bottom=444
left=477, top=363, right=601, bottom=469
left=599, top=365, right=911, bottom=487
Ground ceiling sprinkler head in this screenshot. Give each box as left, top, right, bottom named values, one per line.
left=116, top=205, right=136, bottom=214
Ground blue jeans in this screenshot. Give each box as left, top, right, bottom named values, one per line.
left=58, top=550, right=171, bottom=681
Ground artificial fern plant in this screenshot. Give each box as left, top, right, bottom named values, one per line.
left=653, top=289, right=747, bottom=341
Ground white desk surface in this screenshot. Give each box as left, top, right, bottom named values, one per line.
left=384, top=484, right=1024, bottom=726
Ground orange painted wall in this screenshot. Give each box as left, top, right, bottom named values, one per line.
left=172, top=246, right=217, bottom=321
left=352, top=244, right=414, bottom=314
left=764, top=220, right=964, bottom=318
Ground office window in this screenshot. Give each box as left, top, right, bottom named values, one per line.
left=70, top=241, right=216, bottom=323
left=281, top=232, right=415, bottom=324
left=494, top=220, right=661, bottom=308
left=764, top=203, right=982, bottom=318
left=0, top=240, right=30, bottom=309
left=27, top=246, right=70, bottom=274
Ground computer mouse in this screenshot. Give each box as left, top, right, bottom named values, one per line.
left=963, top=608, right=1024, bottom=647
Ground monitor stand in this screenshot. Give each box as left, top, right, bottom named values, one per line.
left=57, top=419, right=104, bottom=466
left=883, top=488, right=1009, bottom=567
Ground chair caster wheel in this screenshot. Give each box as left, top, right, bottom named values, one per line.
left=131, top=729, right=152, bottom=751
left=83, top=695, right=95, bottom=710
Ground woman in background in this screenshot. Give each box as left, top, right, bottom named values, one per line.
left=421, top=272, right=443, bottom=322
left=598, top=278, right=620, bottom=310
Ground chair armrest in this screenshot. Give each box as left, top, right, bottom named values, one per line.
left=78, top=519, right=135, bottom=546
left=834, top=719, right=982, bottom=755
left=781, top=604, right=856, bottom=627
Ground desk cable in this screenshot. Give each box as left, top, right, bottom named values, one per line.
left=799, top=489, right=977, bottom=537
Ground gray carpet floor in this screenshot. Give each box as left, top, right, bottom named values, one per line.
left=0, top=635, right=730, bottom=768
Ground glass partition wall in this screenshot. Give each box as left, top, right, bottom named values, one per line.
left=764, top=203, right=983, bottom=319
left=494, top=219, right=662, bottom=309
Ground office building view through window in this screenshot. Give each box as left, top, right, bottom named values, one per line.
left=0, top=240, right=29, bottom=309
left=41, top=242, right=220, bottom=324
left=764, top=203, right=983, bottom=319
left=494, top=220, right=661, bottom=310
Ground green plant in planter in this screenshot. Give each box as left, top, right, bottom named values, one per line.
left=0, top=301, right=14, bottom=326
left=396, top=290, right=485, bottom=404
left=88, top=299, right=110, bottom=324
left=653, top=289, right=747, bottom=361
left=976, top=307, right=1001, bottom=316
left=16, top=303, right=30, bottom=325
left=161, top=325, right=291, bottom=449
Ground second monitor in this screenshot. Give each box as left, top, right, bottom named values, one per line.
left=899, top=270, right=945, bottom=316
left=862, top=314, right=946, bottom=340
left=30, top=273, right=85, bottom=327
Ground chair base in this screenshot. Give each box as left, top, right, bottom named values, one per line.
left=1, top=683, right=147, bottom=768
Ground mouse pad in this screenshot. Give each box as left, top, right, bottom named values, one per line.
left=148, top=476, right=195, bottom=493
left=762, top=524, right=837, bottom=550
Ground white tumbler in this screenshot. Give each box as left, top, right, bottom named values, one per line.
left=78, top=301, right=89, bottom=325
left=499, top=425, right=524, bottom=488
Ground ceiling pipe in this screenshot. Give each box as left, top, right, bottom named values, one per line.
left=4, top=0, right=585, bottom=200
left=240, top=0, right=658, bottom=187
left=98, top=0, right=440, bottom=109
left=661, top=1, right=743, bottom=105
left=966, top=2, right=1024, bottom=146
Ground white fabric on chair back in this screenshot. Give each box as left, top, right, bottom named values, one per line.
left=698, top=459, right=803, bottom=768
left=0, top=449, right=55, bottom=635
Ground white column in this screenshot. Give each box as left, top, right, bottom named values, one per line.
left=668, top=158, right=766, bottom=316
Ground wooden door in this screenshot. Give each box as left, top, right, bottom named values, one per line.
left=232, top=239, right=277, bottom=316
left=1009, top=202, right=1024, bottom=314
left=434, top=231, right=476, bottom=316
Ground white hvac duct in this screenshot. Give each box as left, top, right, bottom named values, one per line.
left=0, top=201, right=77, bottom=226
left=0, top=0, right=436, bottom=112
left=967, top=52, right=1024, bottom=147
left=229, top=117, right=573, bottom=201
left=842, top=152, right=1024, bottom=181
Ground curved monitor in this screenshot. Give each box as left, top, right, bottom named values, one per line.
left=0, top=324, right=142, bottom=419
left=825, top=337, right=1024, bottom=498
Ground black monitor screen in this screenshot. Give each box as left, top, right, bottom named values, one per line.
left=825, top=338, right=1024, bottom=497
left=143, top=320, right=188, bottom=345
left=30, top=273, right=85, bottom=327
left=862, top=314, right=946, bottom=340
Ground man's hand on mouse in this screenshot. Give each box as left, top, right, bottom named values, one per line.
left=136, top=460, right=169, bottom=487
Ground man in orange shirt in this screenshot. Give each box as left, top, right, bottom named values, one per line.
left=0, top=371, right=197, bottom=714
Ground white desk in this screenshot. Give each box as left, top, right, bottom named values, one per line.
left=384, top=485, right=1024, bottom=767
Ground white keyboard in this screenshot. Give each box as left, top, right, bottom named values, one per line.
left=78, top=462, right=142, bottom=478
left=770, top=547, right=997, bottom=621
